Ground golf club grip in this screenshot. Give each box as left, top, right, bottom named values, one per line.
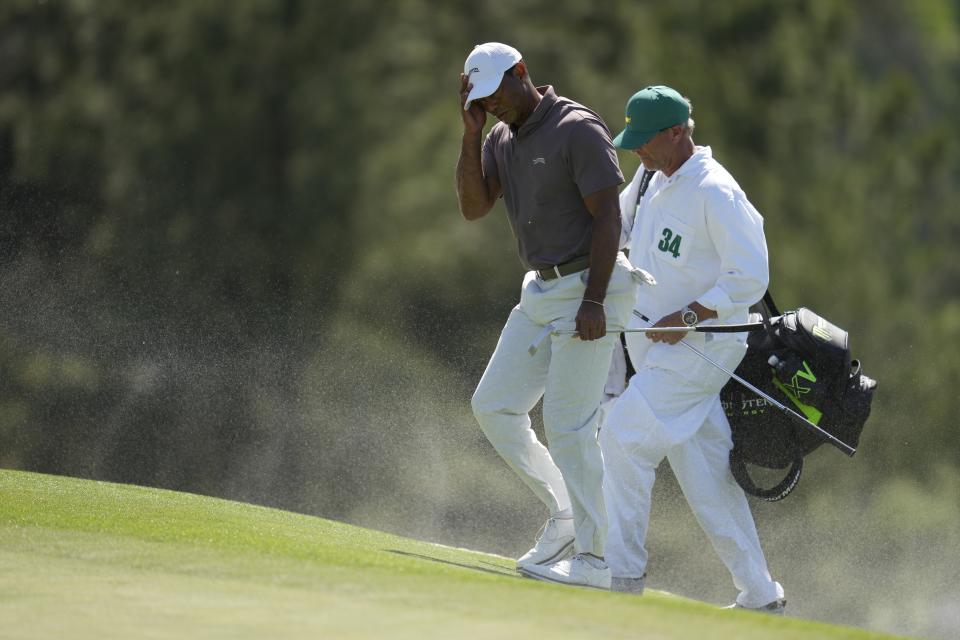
left=693, top=323, right=766, bottom=333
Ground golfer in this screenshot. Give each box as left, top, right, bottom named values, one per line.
left=600, top=85, right=786, bottom=612
left=456, top=42, right=636, bottom=588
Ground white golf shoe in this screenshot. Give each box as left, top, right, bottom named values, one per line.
left=724, top=599, right=787, bottom=616
left=516, top=516, right=575, bottom=569
left=519, top=553, right=612, bottom=590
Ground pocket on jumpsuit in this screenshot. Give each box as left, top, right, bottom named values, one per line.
left=664, top=333, right=746, bottom=396
left=652, top=215, right=696, bottom=269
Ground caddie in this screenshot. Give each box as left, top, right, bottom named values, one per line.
left=456, top=42, right=637, bottom=588
left=600, top=85, right=787, bottom=613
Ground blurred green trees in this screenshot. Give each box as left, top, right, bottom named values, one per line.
left=1, top=1, right=958, bottom=637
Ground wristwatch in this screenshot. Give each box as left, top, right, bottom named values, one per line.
left=681, top=305, right=698, bottom=327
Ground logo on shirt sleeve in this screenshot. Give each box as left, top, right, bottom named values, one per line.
left=532, top=157, right=546, bottom=165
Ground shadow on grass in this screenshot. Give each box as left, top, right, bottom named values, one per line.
left=385, top=549, right=522, bottom=579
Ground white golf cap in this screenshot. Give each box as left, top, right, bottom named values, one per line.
left=463, top=42, right=522, bottom=110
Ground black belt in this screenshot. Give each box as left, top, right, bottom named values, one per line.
left=535, top=255, right=591, bottom=281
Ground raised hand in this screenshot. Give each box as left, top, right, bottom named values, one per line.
left=459, top=73, right=487, bottom=135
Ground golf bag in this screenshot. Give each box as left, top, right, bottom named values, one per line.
left=720, top=293, right=878, bottom=501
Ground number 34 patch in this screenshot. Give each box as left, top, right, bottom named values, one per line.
left=657, top=227, right=683, bottom=259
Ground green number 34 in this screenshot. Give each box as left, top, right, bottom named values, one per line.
left=657, top=227, right=683, bottom=258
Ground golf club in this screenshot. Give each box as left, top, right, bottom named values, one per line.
left=630, top=310, right=856, bottom=457
left=551, top=321, right=766, bottom=335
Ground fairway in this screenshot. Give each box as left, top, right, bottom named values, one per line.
left=0, top=470, right=907, bottom=639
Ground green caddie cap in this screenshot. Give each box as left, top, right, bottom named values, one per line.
left=612, top=85, right=690, bottom=150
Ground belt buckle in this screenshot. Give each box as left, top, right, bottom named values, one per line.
left=553, top=265, right=562, bottom=279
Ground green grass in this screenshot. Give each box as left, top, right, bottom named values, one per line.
left=0, top=469, right=909, bottom=640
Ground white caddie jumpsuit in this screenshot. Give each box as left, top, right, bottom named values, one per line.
left=601, top=146, right=785, bottom=607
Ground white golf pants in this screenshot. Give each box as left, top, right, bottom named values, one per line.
left=472, top=254, right=636, bottom=556
left=600, top=330, right=784, bottom=608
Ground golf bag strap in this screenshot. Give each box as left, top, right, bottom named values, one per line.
left=750, top=290, right=781, bottom=332
left=636, top=169, right=655, bottom=203
left=620, top=333, right=636, bottom=380
left=729, top=451, right=804, bottom=502
left=620, top=169, right=656, bottom=382
left=761, top=290, right=781, bottom=319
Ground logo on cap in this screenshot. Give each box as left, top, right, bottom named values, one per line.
left=469, top=67, right=479, bottom=74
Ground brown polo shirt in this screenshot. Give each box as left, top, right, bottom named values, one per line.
left=481, top=86, right=623, bottom=271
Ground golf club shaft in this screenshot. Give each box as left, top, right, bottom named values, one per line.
left=553, top=322, right=764, bottom=335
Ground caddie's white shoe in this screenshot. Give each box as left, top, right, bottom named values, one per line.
left=516, top=516, right=575, bottom=569
left=724, top=598, right=787, bottom=616
left=519, top=553, right=612, bottom=590
left=611, top=574, right=646, bottom=595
